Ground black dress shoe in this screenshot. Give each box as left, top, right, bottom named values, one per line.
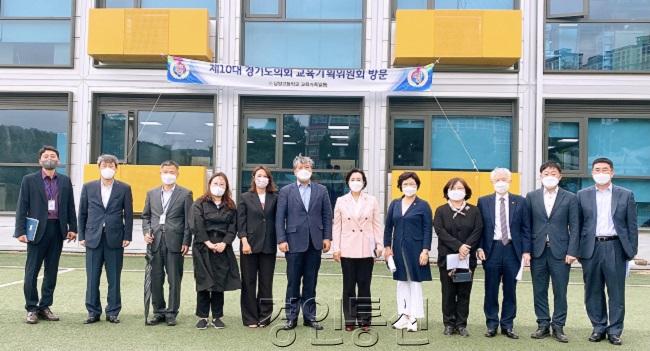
left=166, top=317, right=177, bottom=326
left=552, top=326, right=569, bottom=343
left=443, top=325, right=455, bottom=336
left=608, top=334, right=622, bottom=346
left=106, top=315, right=120, bottom=324
left=303, top=320, right=324, bottom=330
left=282, top=320, right=297, bottom=330
left=502, top=329, right=519, bottom=339
left=485, top=328, right=497, bottom=337
left=457, top=327, right=470, bottom=337
left=530, top=326, right=550, bottom=339
left=589, top=331, right=606, bottom=342
left=84, top=315, right=100, bottom=324
left=147, top=314, right=165, bottom=326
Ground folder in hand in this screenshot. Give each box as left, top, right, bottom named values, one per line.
left=25, top=217, right=39, bottom=242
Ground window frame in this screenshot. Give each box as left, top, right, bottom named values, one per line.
left=241, top=114, right=282, bottom=168
left=391, top=0, right=519, bottom=19
left=241, top=0, right=366, bottom=69
left=0, top=92, right=73, bottom=213
left=543, top=117, right=586, bottom=175
left=0, top=0, right=76, bottom=68
left=545, top=0, right=588, bottom=19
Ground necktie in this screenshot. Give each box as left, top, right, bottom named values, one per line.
left=500, top=197, right=508, bottom=245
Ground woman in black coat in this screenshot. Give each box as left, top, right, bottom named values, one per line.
left=191, top=172, right=240, bottom=330
left=433, top=177, right=483, bottom=337
left=237, top=166, right=278, bottom=328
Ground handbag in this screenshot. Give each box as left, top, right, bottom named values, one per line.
left=448, top=268, right=472, bottom=283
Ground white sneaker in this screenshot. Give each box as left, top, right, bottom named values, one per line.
left=406, top=318, right=418, bottom=332
left=392, top=315, right=409, bottom=330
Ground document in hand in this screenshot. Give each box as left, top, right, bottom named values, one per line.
left=446, top=254, right=469, bottom=270
left=25, top=217, right=39, bottom=242
left=515, top=259, right=525, bottom=281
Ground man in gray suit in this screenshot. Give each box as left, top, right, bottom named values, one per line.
left=578, top=157, right=638, bottom=346
left=142, top=160, right=193, bottom=326
left=526, top=161, right=579, bottom=343
left=79, top=154, right=133, bottom=324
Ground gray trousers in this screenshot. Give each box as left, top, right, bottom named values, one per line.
left=151, top=239, right=184, bottom=318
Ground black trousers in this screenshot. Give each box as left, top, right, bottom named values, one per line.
left=24, top=219, right=63, bottom=312
left=151, top=238, right=184, bottom=318
left=85, top=230, right=124, bottom=317
left=240, top=252, right=276, bottom=325
left=196, top=290, right=224, bottom=319
left=531, top=245, right=570, bottom=328
left=439, top=265, right=475, bottom=328
left=341, top=257, right=374, bottom=326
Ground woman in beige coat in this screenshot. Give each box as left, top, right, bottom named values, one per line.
left=332, top=168, right=383, bottom=331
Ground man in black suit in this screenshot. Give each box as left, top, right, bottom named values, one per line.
left=577, top=157, right=638, bottom=346
left=14, top=146, right=77, bottom=324
left=526, top=161, right=579, bottom=343
left=477, top=167, right=531, bottom=339
left=276, top=155, right=333, bottom=330
left=78, top=154, right=133, bottom=324
left=142, top=160, right=193, bottom=326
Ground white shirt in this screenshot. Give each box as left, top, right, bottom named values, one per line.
left=101, top=181, right=113, bottom=209
left=595, top=185, right=617, bottom=236
left=543, top=187, right=558, bottom=218
left=493, top=193, right=511, bottom=240
left=161, top=185, right=175, bottom=213
left=258, top=193, right=266, bottom=208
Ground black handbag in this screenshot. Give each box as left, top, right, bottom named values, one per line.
left=449, top=268, right=472, bottom=283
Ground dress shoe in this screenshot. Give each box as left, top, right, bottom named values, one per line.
left=552, top=326, right=569, bottom=343
left=502, top=329, right=519, bottom=339
left=588, top=331, right=606, bottom=342
left=106, top=315, right=120, bottom=324
left=147, top=314, right=165, bottom=326
left=303, top=320, right=324, bottom=330
left=38, top=308, right=60, bottom=321
left=457, top=327, right=470, bottom=337
left=608, top=334, right=622, bottom=346
left=530, top=326, right=550, bottom=339
left=166, top=317, right=177, bottom=326
left=485, top=328, right=497, bottom=337
left=443, top=325, right=455, bottom=336
left=26, top=312, right=39, bottom=324
left=84, top=315, right=100, bottom=324
left=282, top=319, right=297, bottom=330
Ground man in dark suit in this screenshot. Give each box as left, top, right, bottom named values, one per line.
left=78, top=154, right=133, bottom=324
left=526, top=161, right=579, bottom=343
left=577, top=157, right=637, bottom=346
left=142, top=160, right=193, bottom=326
left=14, top=146, right=77, bottom=324
left=276, top=155, right=333, bottom=330
left=477, top=167, right=531, bottom=339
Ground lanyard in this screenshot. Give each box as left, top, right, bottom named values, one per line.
left=161, top=189, right=173, bottom=215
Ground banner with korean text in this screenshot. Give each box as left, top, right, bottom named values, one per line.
left=166, top=56, right=434, bottom=92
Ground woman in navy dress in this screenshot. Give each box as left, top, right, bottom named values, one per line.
left=383, top=172, right=433, bottom=332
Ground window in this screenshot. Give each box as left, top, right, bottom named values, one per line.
left=243, top=0, right=364, bottom=69
left=390, top=99, right=516, bottom=171
left=0, top=93, right=70, bottom=211
left=0, top=0, right=74, bottom=67
left=94, top=95, right=215, bottom=167
left=240, top=97, right=362, bottom=203
left=101, top=0, right=218, bottom=17
left=545, top=0, right=650, bottom=72
left=545, top=100, right=650, bottom=227
left=393, top=0, right=516, bottom=17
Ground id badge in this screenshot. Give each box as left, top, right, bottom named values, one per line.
left=48, top=200, right=56, bottom=211
left=159, top=214, right=166, bottom=225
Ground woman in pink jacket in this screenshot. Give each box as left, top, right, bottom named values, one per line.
left=332, top=168, right=383, bottom=331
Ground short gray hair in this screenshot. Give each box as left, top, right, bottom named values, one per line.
left=160, top=160, right=179, bottom=169
left=292, top=154, right=314, bottom=169
left=490, top=167, right=512, bottom=182
left=97, top=154, right=119, bottom=167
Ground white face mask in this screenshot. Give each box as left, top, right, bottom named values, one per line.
left=593, top=173, right=611, bottom=185
left=210, top=185, right=226, bottom=197
left=348, top=180, right=364, bottom=193
left=447, top=189, right=466, bottom=201
left=296, top=169, right=312, bottom=182
left=402, top=186, right=417, bottom=197
left=255, top=176, right=269, bottom=189
left=494, top=181, right=509, bottom=194
left=161, top=173, right=177, bottom=185
left=541, top=176, right=559, bottom=189
left=100, top=168, right=115, bottom=180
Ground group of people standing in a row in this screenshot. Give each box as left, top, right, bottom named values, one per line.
left=14, top=146, right=637, bottom=346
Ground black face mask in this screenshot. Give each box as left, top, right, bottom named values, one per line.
left=40, top=159, right=59, bottom=170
